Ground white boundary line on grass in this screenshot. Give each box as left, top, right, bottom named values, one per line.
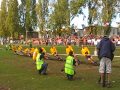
left=52, top=53, right=120, bottom=58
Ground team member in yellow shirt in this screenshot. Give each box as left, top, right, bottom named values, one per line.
left=33, top=48, right=39, bottom=61
left=42, top=47, right=46, bottom=53
left=50, top=45, right=57, bottom=55
left=81, top=45, right=96, bottom=64
left=23, top=47, right=35, bottom=57
left=15, top=45, right=24, bottom=55
left=41, top=47, right=49, bottom=59
left=33, top=47, right=48, bottom=61
left=50, top=45, right=62, bottom=60
left=66, top=44, right=80, bottom=65
left=66, top=45, right=74, bottom=55
left=11, top=45, right=17, bottom=53
left=29, top=48, right=35, bottom=56
left=23, top=48, right=31, bottom=56
left=17, top=45, right=23, bottom=52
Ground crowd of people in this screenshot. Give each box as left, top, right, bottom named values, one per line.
left=30, top=35, right=120, bottom=47
left=1, top=34, right=120, bottom=47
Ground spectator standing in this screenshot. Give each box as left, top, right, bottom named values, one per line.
left=97, top=36, right=115, bottom=87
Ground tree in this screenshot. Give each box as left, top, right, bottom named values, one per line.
left=31, top=0, right=37, bottom=30
left=49, top=0, right=70, bottom=36
left=102, top=0, right=118, bottom=35
left=70, top=0, right=86, bottom=16
left=6, top=0, right=19, bottom=38
left=36, top=0, right=49, bottom=37
left=19, top=0, right=37, bottom=39
left=18, top=0, right=26, bottom=35
left=25, top=0, right=32, bottom=31
left=0, top=0, right=8, bottom=37
left=69, top=0, right=120, bottom=35
left=88, top=0, right=118, bottom=35
left=87, top=0, right=98, bottom=34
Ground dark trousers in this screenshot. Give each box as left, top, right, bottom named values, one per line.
left=66, top=71, right=76, bottom=80
left=67, top=74, right=73, bottom=80
left=39, top=62, right=48, bottom=74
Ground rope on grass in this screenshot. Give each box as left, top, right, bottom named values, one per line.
left=49, top=53, right=120, bottom=58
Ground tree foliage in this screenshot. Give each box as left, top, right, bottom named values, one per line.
left=0, top=0, right=120, bottom=38
left=6, top=0, right=19, bottom=37
left=31, top=0, right=37, bottom=29
left=36, top=0, right=48, bottom=36
left=87, top=0, right=119, bottom=35
left=19, top=0, right=37, bottom=39
left=25, top=0, right=32, bottom=31
left=49, top=0, right=70, bottom=36
left=0, top=0, right=8, bottom=37
left=70, top=0, right=86, bottom=16
left=102, top=0, right=118, bottom=35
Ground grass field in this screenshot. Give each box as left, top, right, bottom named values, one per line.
left=0, top=45, right=120, bottom=90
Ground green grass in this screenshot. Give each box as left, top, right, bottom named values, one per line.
left=0, top=45, right=120, bottom=90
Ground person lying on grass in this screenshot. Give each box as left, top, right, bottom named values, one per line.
left=11, top=45, right=17, bottom=53
left=23, top=48, right=31, bottom=56
left=81, top=45, right=97, bottom=65
left=15, top=45, right=24, bottom=55
left=50, top=45, right=63, bottom=61
left=29, top=48, right=35, bottom=56
left=66, top=44, right=74, bottom=55
left=41, top=47, right=49, bottom=60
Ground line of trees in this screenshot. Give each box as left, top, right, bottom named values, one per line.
left=0, top=0, right=120, bottom=39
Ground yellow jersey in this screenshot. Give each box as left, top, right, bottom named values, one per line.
left=50, top=47, right=57, bottom=55
left=17, top=45, right=23, bottom=51
left=30, top=48, right=35, bottom=55
left=11, top=45, right=17, bottom=52
left=32, top=48, right=39, bottom=61
left=81, top=47, right=90, bottom=56
left=23, top=48, right=29, bottom=54
left=66, top=45, right=74, bottom=55
left=68, top=45, right=73, bottom=52
left=42, top=47, right=46, bottom=53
